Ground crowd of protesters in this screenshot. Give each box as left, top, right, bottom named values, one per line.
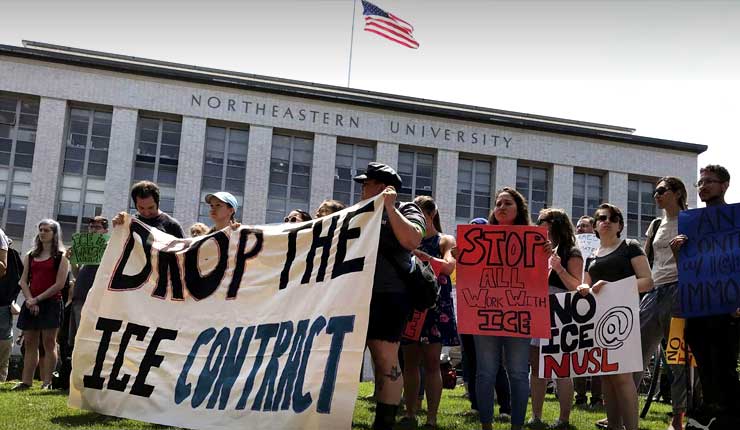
left=0, top=163, right=737, bottom=430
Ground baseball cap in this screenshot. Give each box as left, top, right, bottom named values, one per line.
left=353, top=162, right=403, bottom=189
left=470, top=217, right=488, bottom=224
left=205, top=191, right=239, bottom=209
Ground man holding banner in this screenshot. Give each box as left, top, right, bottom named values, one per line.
left=352, top=162, right=425, bottom=430
left=69, top=187, right=388, bottom=429
left=674, top=165, right=740, bottom=430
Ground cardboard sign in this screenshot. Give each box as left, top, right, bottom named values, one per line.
left=539, top=277, right=642, bottom=379
left=69, top=196, right=384, bottom=430
left=576, top=234, right=600, bottom=282
left=455, top=225, right=550, bottom=338
left=70, top=233, right=108, bottom=265
left=665, top=318, right=697, bottom=367
left=677, top=203, right=740, bottom=317
left=576, top=234, right=600, bottom=260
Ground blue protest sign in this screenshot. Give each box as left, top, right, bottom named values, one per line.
left=677, top=203, right=740, bottom=317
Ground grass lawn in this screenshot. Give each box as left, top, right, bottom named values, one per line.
left=0, top=380, right=674, bottom=429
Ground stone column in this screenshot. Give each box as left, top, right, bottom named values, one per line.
left=102, top=107, right=138, bottom=220
left=494, top=157, right=518, bottom=191
left=309, top=134, right=337, bottom=213
left=433, top=149, right=459, bottom=233
left=607, top=171, right=629, bottom=211
left=375, top=141, right=399, bottom=168
left=173, top=116, right=207, bottom=228
left=243, top=125, right=273, bottom=224
left=551, top=164, right=574, bottom=214
left=22, top=97, right=67, bottom=251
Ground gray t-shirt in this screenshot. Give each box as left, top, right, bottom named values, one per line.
left=372, top=202, right=426, bottom=294
left=650, top=216, right=678, bottom=285
left=587, top=239, right=645, bottom=284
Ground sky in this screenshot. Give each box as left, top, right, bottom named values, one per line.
left=2, top=0, right=739, bottom=203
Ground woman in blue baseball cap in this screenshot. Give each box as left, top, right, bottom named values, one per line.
left=204, top=191, right=239, bottom=232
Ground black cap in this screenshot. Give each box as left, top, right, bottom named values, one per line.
left=353, top=162, right=403, bottom=189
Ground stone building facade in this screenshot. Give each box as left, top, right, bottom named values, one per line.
left=0, top=41, right=706, bottom=252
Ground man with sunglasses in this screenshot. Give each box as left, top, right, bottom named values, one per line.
left=673, top=165, right=739, bottom=430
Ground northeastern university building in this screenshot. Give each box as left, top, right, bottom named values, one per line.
left=0, top=41, right=706, bottom=252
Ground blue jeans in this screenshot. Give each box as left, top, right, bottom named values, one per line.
left=474, top=335, right=530, bottom=425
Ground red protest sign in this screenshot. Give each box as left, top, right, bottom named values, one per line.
left=455, top=224, right=550, bottom=338
left=402, top=309, right=428, bottom=341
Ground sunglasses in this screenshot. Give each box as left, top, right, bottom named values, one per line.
left=653, top=186, right=671, bottom=196
left=535, top=218, right=551, bottom=226
left=284, top=216, right=300, bottom=223
left=596, top=214, right=621, bottom=223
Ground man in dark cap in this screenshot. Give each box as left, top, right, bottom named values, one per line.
left=354, top=162, right=426, bottom=430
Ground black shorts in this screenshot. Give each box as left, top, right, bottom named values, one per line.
left=367, top=291, right=412, bottom=342
left=17, top=299, right=62, bottom=331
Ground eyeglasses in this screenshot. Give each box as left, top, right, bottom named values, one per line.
left=694, top=179, right=722, bottom=188
left=653, top=186, right=671, bottom=196
left=595, top=214, right=621, bottom=223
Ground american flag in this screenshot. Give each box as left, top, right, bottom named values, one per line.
left=361, top=0, right=419, bottom=49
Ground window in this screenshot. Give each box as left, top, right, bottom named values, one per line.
left=516, top=165, right=549, bottom=223
left=56, top=107, right=112, bottom=240
left=572, top=172, right=604, bottom=220
left=131, top=116, right=181, bottom=215
left=398, top=150, right=434, bottom=202
left=0, top=93, right=38, bottom=240
left=266, top=133, right=313, bottom=223
left=197, top=125, right=249, bottom=223
left=334, top=142, right=375, bottom=205
left=456, top=158, right=492, bottom=223
left=628, top=178, right=659, bottom=239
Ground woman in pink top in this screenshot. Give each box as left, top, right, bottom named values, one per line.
left=14, top=219, right=69, bottom=390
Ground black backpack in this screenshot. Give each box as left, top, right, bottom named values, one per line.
left=0, top=247, right=23, bottom=306
left=390, top=254, right=440, bottom=311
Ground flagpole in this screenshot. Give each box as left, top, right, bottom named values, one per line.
left=347, top=0, right=357, bottom=87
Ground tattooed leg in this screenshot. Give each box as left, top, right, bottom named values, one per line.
left=386, top=365, right=402, bottom=381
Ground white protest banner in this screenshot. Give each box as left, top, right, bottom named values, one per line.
left=538, top=276, right=642, bottom=379
left=69, top=196, right=384, bottom=430
left=576, top=234, right=600, bottom=282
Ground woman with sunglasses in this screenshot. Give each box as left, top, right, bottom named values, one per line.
left=527, top=208, right=583, bottom=430
left=581, top=203, right=654, bottom=430
left=632, top=177, right=689, bottom=430
left=475, top=187, right=538, bottom=430
left=284, top=209, right=312, bottom=223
